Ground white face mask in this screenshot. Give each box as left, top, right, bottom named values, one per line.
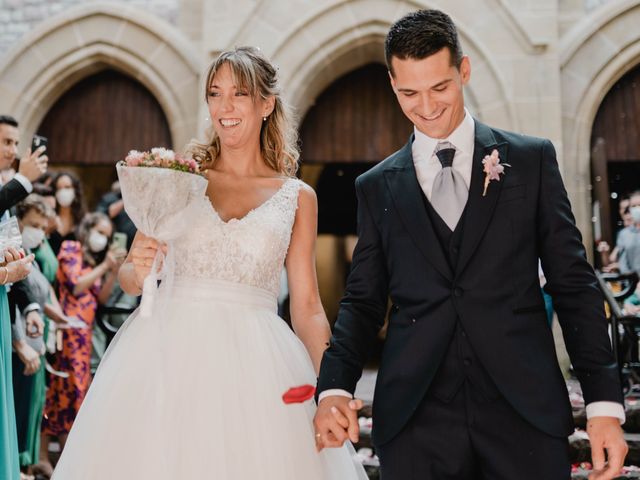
left=56, top=188, right=75, bottom=208
left=631, top=206, right=640, bottom=224
left=21, top=225, right=45, bottom=250
left=88, top=230, right=108, bottom=253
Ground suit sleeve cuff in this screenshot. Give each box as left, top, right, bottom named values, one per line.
left=586, top=401, right=626, bottom=424
left=318, top=389, right=353, bottom=402
left=13, top=173, right=33, bottom=193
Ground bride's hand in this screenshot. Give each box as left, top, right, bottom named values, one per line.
left=130, top=234, right=166, bottom=288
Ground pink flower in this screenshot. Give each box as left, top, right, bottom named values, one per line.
left=120, top=148, right=204, bottom=177
left=481, top=149, right=510, bottom=196
left=125, top=150, right=145, bottom=166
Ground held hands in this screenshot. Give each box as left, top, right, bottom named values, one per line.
left=130, top=233, right=167, bottom=289
left=313, top=396, right=363, bottom=452
left=19, top=146, right=48, bottom=182
left=587, top=417, right=628, bottom=480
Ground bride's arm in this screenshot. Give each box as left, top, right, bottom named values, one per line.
left=286, top=184, right=331, bottom=376
left=118, top=231, right=163, bottom=296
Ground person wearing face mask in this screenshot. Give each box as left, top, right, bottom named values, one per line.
left=1, top=115, right=49, bottom=480
left=617, top=190, right=640, bottom=277
left=29, top=183, right=60, bottom=285
left=41, top=212, right=123, bottom=462
left=49, top=172, right=86, bottom=257
left=9, top=195, right=70, bottom=477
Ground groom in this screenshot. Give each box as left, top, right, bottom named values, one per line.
left=314, top=9, right=628, bottom=480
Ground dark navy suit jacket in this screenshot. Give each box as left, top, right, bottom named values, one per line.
left=317, top=120, right=622, bottom=446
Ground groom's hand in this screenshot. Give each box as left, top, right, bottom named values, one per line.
left=314, top=396, right=363, bottom=451
left=587, top=416, right=628, bottom=480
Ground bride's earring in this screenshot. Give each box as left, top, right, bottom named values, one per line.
left=263, top=116, right=267, bottom=122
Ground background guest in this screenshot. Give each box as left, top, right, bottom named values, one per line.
left=11, top=195, right=69, bottom=476
left=40, top=212, right=123, bottom=469
left=49, top=172, right=85, bottom=256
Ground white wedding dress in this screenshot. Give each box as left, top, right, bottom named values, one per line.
left=52, top=177, right=367, bottom=479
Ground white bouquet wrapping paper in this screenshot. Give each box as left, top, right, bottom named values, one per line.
left=116, top=163, right=208, bottom=317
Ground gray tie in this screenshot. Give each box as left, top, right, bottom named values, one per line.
left=431, top=142, right=468, bottom=231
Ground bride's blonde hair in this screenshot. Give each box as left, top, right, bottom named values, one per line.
left=186, top=47, right=299, bottom=177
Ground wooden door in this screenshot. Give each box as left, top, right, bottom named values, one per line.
left=591, top=63, right=640, bottom=251
left=36, top=69, right=172, bottom=208
left=299, top=63, right=412, bottom=323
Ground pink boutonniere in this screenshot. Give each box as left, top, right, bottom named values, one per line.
left=482, top=149, right=510, bottom=197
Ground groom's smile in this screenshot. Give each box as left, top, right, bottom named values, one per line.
left=419, top=109, right=446, bottom=122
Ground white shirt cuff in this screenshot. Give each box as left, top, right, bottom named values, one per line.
left=586, top=401, right=626, bottom=424
left=318, top=389, right=353, bottom=402
left=23, top=303, right=40, bottom=314
left=13, top=173, right=33, bottom=193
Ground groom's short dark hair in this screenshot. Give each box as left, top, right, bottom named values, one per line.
left=385, top=9, right=464, bottom=76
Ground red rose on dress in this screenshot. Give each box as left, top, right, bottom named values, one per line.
left=282, top=385, right=316, bottom=404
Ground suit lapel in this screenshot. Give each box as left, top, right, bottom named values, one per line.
left=455, top=121, right=508, bottom=277
left=384, top=138, right=453, bottom=281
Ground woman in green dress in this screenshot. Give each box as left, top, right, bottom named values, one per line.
left=11, top=195, right=67, bottom=475
left=0, top=247, right=38, bottom=480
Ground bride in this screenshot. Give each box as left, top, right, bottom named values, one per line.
left=51, top=47, right=367, bottom=479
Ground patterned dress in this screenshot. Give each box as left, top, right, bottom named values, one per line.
left=43, top=241, right=101, bottom=436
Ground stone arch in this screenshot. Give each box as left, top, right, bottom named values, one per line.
left=560, top=0, right=640, bottom=248
left=266, top=0, right=516, bottom=128
left=0, top=3, right=201, bottom=150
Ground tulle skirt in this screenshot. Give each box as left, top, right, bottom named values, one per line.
left=52, top=277, right=367, bottom=479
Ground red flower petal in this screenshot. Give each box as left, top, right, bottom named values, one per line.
left=282, top=384, right=316, bottom=404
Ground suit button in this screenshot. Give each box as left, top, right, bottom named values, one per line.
left=411, top=318, right=416, bottom=324
left=393, top=305, right=399, bottom=312
left=461, top=330, right=467, bottom=337
left=463, top=358, right=472, bottom=367
left=454, top=287, right=463, bottom=297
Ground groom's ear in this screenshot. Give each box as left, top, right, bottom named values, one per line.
left=459, top=56, right=471, bottom=85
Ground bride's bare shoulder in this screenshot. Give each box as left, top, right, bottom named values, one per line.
left=294, top=180, right=317, bottom=207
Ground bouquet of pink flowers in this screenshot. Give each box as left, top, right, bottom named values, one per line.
left=121, top=148, right=202, bottom=175
left=116, top=148, right=208, bottom=317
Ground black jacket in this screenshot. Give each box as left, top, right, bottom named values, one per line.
left=0, top=177, right=29, bottom=218
left=317, top=120, right=622, bottom=446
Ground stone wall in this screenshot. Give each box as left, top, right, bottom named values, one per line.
left=0, top=0, right=179, bottom=54
left=1, top=0, right=639, bottom=244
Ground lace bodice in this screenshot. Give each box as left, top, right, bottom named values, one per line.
left=172, top=178, right=302, bottom=296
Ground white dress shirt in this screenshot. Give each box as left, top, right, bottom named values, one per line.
left=320, top=110, right=625, bottom=423
left=412, top=108, right=475, bottom=200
